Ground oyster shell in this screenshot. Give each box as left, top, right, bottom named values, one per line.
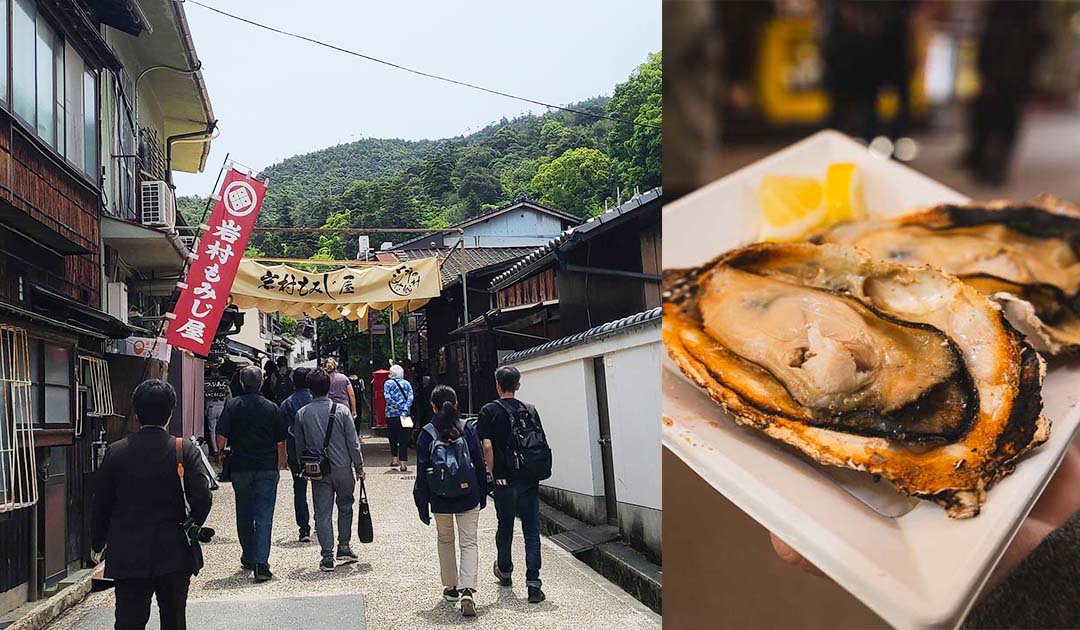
left=817, top=196, right=1080, bottom=355
left=663, top=242, right=1049, bottom=518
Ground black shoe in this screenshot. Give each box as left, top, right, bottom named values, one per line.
left=528, top=587, right=545, bottom=604
left=253, top=564, right=273, bottom=582
left=336, top=547, right=359, bottom=563
left=460, top=588, right=476, bottom=616
left=299, top=532, right=312, bottom=543
left=320, top=558, right=335, bottom=572
left=493, top=561, right=512, bottom=587
left=241, top=559, right=255, bottom=571
left=442, top=587, right=460, bottom=602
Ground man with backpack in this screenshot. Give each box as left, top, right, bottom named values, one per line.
left=477, top=366, right=552, bottom=604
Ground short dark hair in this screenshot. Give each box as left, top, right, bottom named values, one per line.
left=307, top=368, right=331, bottom=397
left=276, top=356, right=288, bottom=367
left=240, top=366, right=263, bottom=393
left=132, top=379, right=176, bottom=427
left=495, top=366, right=521, bottom=393
left=292, top=367, right=310, bottom=389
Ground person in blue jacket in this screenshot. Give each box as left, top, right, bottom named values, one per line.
left=414, top=385, right=488, bottom=617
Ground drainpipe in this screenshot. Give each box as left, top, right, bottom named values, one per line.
left=165, top=121, right=218, bottom=186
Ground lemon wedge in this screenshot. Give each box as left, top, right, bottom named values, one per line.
left=757, top=174, right=825, bottom=242
left=823, top=162, right=867, bottom=224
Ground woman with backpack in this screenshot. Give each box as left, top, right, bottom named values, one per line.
left=413, top=385, right=488, bottom=617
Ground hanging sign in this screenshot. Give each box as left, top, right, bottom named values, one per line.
left=111, top=336, right=172, bottom=362
left=165, top=168, right=267, bottom=355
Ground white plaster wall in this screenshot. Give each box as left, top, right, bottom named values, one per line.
left=230, top=308, right=269, bottom=355
left=515, top=359, right=604, bottom=497
left=602, top=341, right=662, bottom=511
left=511, top=324, right=661, bottom=511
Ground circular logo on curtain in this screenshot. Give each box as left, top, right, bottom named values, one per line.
left=389, top=265, right=421, bottom=296
left=224, top=181, right=258, bottom=216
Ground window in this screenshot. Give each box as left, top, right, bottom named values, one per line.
left=12, top=0, right=34, bottom=123
left=0, top=325, right=39, bottom=510
left=0, top=0, right=8, bottom=105
left=8, top=0, right=97, bottom=177
left=25, top=340, right=72, bottom=426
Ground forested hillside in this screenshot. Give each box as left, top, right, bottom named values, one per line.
left=178, top=51, right=660, bottom=260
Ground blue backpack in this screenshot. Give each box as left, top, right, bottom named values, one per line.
left=424, top=425, right=477, bottom=499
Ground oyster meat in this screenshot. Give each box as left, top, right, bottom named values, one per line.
left=817, top=196, right=1080, bottom=355
left=663, top=242, right=1049, bottom=518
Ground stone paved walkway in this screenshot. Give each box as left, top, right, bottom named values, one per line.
left=45, top=437, right=659, bottom=630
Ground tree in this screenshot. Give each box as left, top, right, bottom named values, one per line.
left=531, top=148, right=616, bottom=217
left=607, top=51, right=662, bottom=190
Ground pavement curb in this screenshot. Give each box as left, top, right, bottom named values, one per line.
left=6, top=569, right=95, bottom=630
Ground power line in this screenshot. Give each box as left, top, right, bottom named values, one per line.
left=183, top=0, right=659, bottom=130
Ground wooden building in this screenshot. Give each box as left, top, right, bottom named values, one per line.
left=0, top=0, right=214, bottom=617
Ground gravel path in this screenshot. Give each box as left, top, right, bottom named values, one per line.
left=46, top=437, right=659, bottom=630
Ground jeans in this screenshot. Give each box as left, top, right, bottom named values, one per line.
left=231, top=469, right=279, bottom=566
left=113, top=571, right=191, bottom=630
left=493, top=481, right=542, bottom=588
left=289, top=464, right=311, bottom=537
left=205, top=401, right=225, bottom=456
left=434, top=507, right=480, bottom=590
left=311, top=466, right=356, bottom=560
left=386, top=416, right=409, bottom=462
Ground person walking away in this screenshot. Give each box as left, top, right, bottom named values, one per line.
left=216, top=366, right=287, bottom=582
left=279, top=367, right=313, bottom=542
left=414, top=385, right=488, bottom=617
left=384, top=363, right=414, bottom=472
left=91, top=380, right=212, bottom=630
left=478, top=366, right=553, bottom=604
left=295, top=368, right=367, bottom=572
left=273, top=356, right=295, bottom=404
left=260, top=360, right=280, bottom=403
left=325, top=358, right=357, bottom=417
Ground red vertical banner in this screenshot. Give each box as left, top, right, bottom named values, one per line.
left=165, top=168, right=267, bottom=355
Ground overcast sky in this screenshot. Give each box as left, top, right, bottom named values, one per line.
left=172, top=0, right=661, bottom=197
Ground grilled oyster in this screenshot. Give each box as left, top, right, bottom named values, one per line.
left=663, top=242, right=1049, bottom=518
left=817, top=196, right=1080, bottom=355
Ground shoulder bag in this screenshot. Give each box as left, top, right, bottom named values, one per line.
left=175, top=439, right=205, bottom=576
left=391, top=379, right=414, bottom=429
left=301, top=403, right=336, bottom=480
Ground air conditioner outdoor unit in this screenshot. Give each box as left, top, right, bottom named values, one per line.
left=140, top=180, right=176, bottom=228
left=106, top=282, right=129, bottom=324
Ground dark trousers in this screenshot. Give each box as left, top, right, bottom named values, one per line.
left=289, top=464, right=311, bottom=537
left=493, top=481, right=542, bottom=588
left=113, top=571, right=191, bottom=630
left=386, top=416, right=409, bottom=462
left=231, top=469, right=279, bottom=566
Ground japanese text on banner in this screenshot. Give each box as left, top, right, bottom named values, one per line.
left=164, top=169, right=267, bottom=355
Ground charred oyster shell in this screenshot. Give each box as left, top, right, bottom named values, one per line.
left=663, top=242, right=1049, bottom=518
left=817, top=196, right=1080, bottom=355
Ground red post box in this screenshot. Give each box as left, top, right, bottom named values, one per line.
left=372, top=369, right=390, bottom=430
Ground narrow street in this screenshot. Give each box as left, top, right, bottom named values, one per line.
left=44, top=438, right=659, bottom=630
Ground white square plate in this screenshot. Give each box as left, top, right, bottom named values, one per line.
left=662, top=130, right=1080, bottom=630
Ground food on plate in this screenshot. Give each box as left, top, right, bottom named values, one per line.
left=662, top=242, right=1049, bottom=518
left=816, top=196, right=1080, bottom=355
left=757, top=163, right=866, bottom=242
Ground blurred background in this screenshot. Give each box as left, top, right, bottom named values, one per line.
left=665, top=0, right=1080, bottom=203
left=663, top=1, right=1080, bottom=627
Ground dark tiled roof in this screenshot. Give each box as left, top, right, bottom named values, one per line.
left=489, top=187, right=662, bottom=291
left=501, top=307, right=661, bottom=364
left=390, top=247, right=536, bottom=286
left=393, top=199, right=581, bottom=250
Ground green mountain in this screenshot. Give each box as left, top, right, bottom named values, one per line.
left=178, top=51, right=661, bottom=261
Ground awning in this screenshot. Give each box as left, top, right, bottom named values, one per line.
left=449, top=300, right=559, bottom=338
left=230, top=258, right=443, bottom=329
left=101, top=215, right=188, bottom=272
left=31, top=285, right=132, bottom=339
left=224, top=338, right=263, bottom=362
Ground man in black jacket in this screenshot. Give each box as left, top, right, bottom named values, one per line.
left=91, top=379, right=212, bottom=630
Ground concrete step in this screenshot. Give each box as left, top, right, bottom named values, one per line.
left=76, top=593, right=366, bottom=629
left=538, top=500, right=662, bottom=614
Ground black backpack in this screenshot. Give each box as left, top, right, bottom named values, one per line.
left=495, top=399, right=552, bottom=483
